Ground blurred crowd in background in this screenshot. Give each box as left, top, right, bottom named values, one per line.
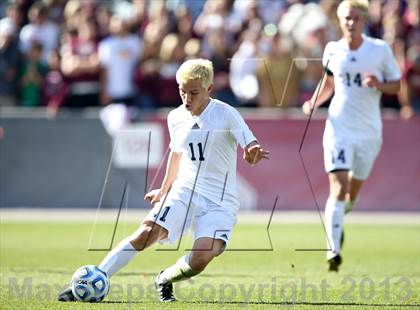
left=0, top=0, right=419, bottom=118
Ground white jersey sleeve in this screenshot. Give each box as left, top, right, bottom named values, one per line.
left=227, top=108, right=256, bottom=148
left=322, top=41, right=335, bottom=69
left=167, top=109, right=183, bottom=152
left=381, top=42, right=401, bottom=82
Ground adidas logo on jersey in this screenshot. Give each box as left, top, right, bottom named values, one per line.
left=220, top=233, right=228, bottom=240
left=192, top=123, right=200, bottom=129
left=350, top=57, right=357, bottom=62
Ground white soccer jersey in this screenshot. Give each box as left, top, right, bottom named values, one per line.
left=323, top=35, right=401, bottom=142
left=167, top=98, right=256, bottom=209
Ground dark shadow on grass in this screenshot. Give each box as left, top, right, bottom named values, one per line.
left=102, top=300, right=420, bottom=307
left=9, top=269, right=296, bottom=282
left=103, top=300, right=420, bottom=308
left=116, top=272, right=257, bottom=278
left=27, top=269, right=261, bottom=278
left=112, top=272, right=295, bottom=279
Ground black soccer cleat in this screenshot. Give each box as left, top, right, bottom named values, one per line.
left=57, top=287, right=76, bottom=302
left=155, top=271, right=176, bottom=302
left=327, top=254, right=342, bottom=272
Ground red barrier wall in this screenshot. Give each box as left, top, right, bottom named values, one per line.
left=238, top=117, right=420, bottom=212
left=149, top=115, right=420, bottom=212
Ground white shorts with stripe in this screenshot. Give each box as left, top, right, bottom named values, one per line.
left=144, top=186, right=237, bottom=246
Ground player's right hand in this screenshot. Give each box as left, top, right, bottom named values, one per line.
left=144, top=189, right=163, bottom=205
left=302, top=100, right=314, bottom=116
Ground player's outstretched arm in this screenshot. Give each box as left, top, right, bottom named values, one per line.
left=144, top=151, right=182, bottom=204
left=243, top=141, right=270, bottom=165
left=302, top=75, right=334, bottom=116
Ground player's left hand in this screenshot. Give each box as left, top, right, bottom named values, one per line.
left=144, top=189, right=163, bottom=205
left=302, top=100, right=315, bottom=116
left=400, top=105, right=414, bottom=120
left=244, top=144, right=270, bottom=165
left=363, top=74, right=381, bottom=90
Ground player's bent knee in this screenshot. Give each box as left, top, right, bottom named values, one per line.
left=189, top=238, right=225, bottom=271
left=331, top=183, right=348, bottom=200
left=189, top=252, right=214, bottom=272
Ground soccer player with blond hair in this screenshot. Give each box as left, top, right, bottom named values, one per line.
left=302, top=0, right=401, bottom=271
left=58, top=58, right=269, bottom=302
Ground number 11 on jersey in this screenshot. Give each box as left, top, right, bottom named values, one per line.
left=189, top=142, right=205, bottom=161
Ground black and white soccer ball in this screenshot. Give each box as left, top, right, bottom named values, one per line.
left=71, top=265, right=109, bottom=302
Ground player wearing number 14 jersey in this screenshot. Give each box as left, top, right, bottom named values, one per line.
left=302, top=0, right=401, bottom=272
left=57, top=58, right=269, bottom=303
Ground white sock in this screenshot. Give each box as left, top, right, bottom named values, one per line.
left=98, top=238, right=137, bottom=277
left=345, top=199, right=357, bottom=214
left=157, top=254, right=199, bottom=284
left=325, top=198, right=345, bottom=260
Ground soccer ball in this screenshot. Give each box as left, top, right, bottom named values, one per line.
left=71, top=265, right=109, bottom=302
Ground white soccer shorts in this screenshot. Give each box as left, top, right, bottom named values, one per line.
left=323, top=138, right=382, bottom=180
left=144, top=186, right=237, bottom=246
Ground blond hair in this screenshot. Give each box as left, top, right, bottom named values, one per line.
left=337, top=0, right=369, bottom=19
left=176, top=58, right=214, bottom=89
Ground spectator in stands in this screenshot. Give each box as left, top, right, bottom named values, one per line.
left=98, top=14, right=143, bottom=106
left=399, top=32, right=420, bottom=117
left=229, top=23, right=261, bottom=107
left=0, top=0, right=417, bottom=112
left=206, top=28, right=238, bottom=106
left=135, top=32, right=185, bottom=109
left=155, top=33, right=185, bottom=107
left=403, top=0, right=419, bottom=41
left=135, top=58, right=160, bottom=110
left=173, top=6, right=195, bottom=44
left=366, top=0, right=383, bottom=39
left=233, top=0, right=286, bottom=27
left=43, top=49, right=68, bottom=118
left=166, top=0, right=206, bottom=22
left=61, top=18, right=100, bottom=108
left=63, top=0, right=81, bottom=33
left=115, top=0, right=149, bottom=36
left=1, top=2, right=24, bottom=32
left=147, top=0, right=172, bottom=41
left=44, top=0, right=66, bottom=24
left=279, top=2, right=330, bottom=103
left=319, top=0, right=341, bottom=42
left=257, top=32, right=300, bottom=107
left=194, top=0, right=242, bottom=58
left=141, top=21, right=163, bottom=62
left=95, top=4, right=112, bottom=39
left=20, top=42, right=48, bottom=107
left=12, top=0, right=35, bottom=27
left=0, top=12, right=20, bottom=106
left=134, top=17, right=164, bottom=110
left=19, top=1, right=60, bottom=64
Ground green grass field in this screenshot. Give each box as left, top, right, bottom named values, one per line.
left=1, top=220, right=419, bottom=309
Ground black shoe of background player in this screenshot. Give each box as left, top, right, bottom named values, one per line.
left=57, top=287, right=75, bottom=302
left=155, top=271, right=176, bottom=302
left=327, top=254, right=342, bottom=272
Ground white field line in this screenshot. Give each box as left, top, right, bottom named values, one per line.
left=0, top=208, right=419, bottom=225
